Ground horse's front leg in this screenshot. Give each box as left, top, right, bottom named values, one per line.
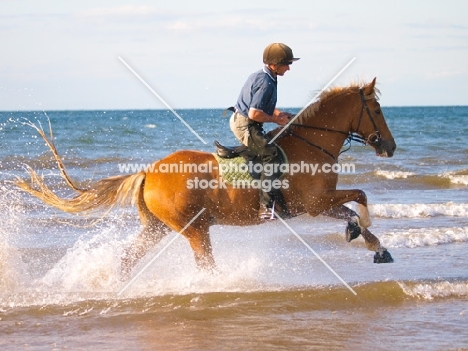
left=314, top=189, right=371, bottom=234
left=322, top=205, right=365, bottom=242
left=324, top=205, right=384, bottom=251
left=311, top=189, right=393, bottom=263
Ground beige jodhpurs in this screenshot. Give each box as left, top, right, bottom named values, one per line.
left=229, top=112, right=250, bottom=146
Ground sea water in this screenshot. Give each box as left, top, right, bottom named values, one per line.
left=0, top=106, right=467, bottom=350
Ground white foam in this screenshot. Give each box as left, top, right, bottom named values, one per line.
left=131, top=251, right=266, bottom=297
left=399, top=280, right=468, bottom=300
left=382, top=226, right=468, bottom=248
left=0, top=185, right=31, bottom=291
left=370, top=202, right=468, bottom=218
left=374, top=169, right=415, bottom=179
left=0, top=241, right=22, bottom=291
left=31, top=222, right=269, bottom=297
left=450, top=176, right=468, bottom=185
left=36, top=220, right=342, bottom=298
left=40, top=229, right=132, bottom=292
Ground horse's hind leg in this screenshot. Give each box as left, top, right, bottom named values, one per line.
left=190, top=233, right=215, bottom=271
left=184, top=225, right=216, bottom=271
left=120, top=218, right=171, bottom=280
left=120, top=178, right=173, bottom=279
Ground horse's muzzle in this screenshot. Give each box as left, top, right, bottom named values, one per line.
left=374, top=138, right=396, bottom=157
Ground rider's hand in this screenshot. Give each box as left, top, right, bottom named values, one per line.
left=276, top=112, right=292, bottom=125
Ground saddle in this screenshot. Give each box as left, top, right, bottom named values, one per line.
left=213, top=140, right=260, bottom=181
left=213, top=140, right=287, bottom=180
left=213, top=140, right=291, bottom=219
left=214, top=140, right=256, bottom=160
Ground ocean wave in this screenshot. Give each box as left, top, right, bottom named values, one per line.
left=383, top=226, right=468, bottom=248
left=339, top=168, right=468, bottom=189
left=1, top=279, right=467, bottom=318
left=399, top=280, right=468, bottom=300
left=440, top=169, right=468, bottom=185
left=370, top=202, right=468, bottom=218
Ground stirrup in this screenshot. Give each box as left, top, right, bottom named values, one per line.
left=271, top=199, right=292, bottom=220
left=259, top=201, right=292, bottom=221
left=274, top=208, right=292, bottom=220
left=259, top=204, right=276, bottom=221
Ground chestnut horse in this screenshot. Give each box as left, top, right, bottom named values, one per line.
left=15, top=78, right=396, bottom=279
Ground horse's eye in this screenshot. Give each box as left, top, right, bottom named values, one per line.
left=375, top=109, right=381, bottom=115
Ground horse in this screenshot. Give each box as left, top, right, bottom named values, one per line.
left=15, top=77, right=396, bottom=279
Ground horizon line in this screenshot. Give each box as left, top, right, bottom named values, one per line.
left=1, top=104, right=467, bottom=113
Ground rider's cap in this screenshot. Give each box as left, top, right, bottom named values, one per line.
left=263, top=43, right=300, bottom=65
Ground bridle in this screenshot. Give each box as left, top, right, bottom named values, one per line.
left=356, top=89, right=382, bottom=147
left=284, top=88, right=382, bottom=161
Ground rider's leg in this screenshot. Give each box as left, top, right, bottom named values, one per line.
left=247, top=122, right=287, bottom=219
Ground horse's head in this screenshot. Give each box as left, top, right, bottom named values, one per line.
left=354, top=78, right=396, bottom=157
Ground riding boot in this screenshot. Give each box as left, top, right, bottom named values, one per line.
left=258, top=189, right=291, bottom=220
left=258, top=168, right=293, bottom=220
left=272, top=189, right=292, bottom=219
left=258, top=187, right=276, bottom=220
left=246, top=121, right=290, bottom=220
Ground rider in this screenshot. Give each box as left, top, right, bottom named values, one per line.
left=230, top=43, right=300, bottom=220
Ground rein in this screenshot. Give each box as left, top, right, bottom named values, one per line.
left=285, top=88, right=381, bottom=161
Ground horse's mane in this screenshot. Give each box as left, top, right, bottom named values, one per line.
left=296, top=81, right=380, bottom=125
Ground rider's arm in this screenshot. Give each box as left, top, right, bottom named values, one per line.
left=248, top=108, right=289, bottom=125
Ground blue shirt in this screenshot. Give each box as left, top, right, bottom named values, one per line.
left=235, top=66, right=277, bottom=119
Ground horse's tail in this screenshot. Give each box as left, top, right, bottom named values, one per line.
left=15, top=167, right=147, bottom=217
left=15, top=119, right=150, bottom=221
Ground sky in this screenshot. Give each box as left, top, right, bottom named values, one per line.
left=1, top=0, right=467, bottom=110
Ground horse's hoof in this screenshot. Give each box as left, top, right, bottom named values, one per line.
left=346, top=221, right=361, bottom=242
left=373, top=249, right=394, bottom=263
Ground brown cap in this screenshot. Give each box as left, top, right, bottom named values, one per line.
left=263, top=43, right=300, bottom=65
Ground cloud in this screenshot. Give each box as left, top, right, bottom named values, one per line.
left=405, top=18, right=467, bottom=30
left=166, top=16, right=280, bottom=33
left=80, top=5, right=162, bottom=18
left=73, top=5, right=358, bottom=40
left=425, top=69, right=465, bottom=80
left=77, top=5, right=316, bottom=35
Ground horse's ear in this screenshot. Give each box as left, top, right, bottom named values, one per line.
left=363, top=77, right=377, bottom=96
